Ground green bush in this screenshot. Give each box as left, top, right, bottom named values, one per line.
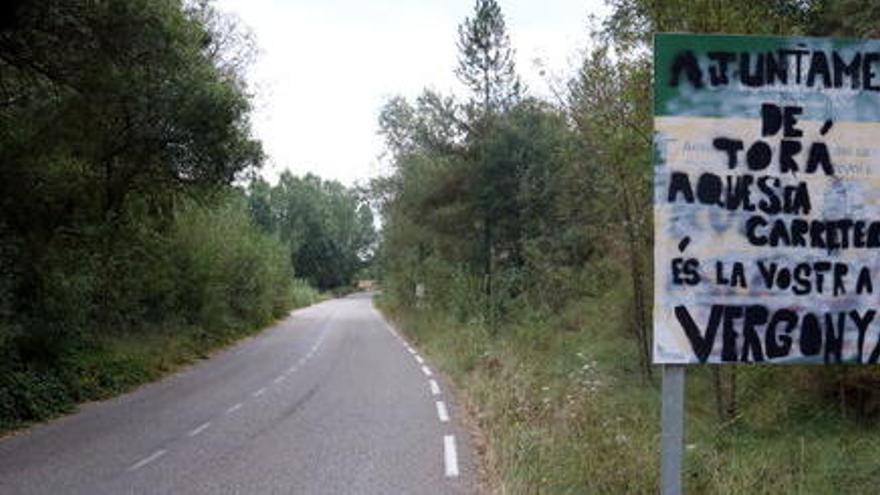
left=170, top=196, right=295, bottom=332
left=290, top=278, right=322, bottom=308
left=0, top=371, right=73, bottom=425
left=0, top=0, right=325, bottom=433
left=0, top=193, right=313, bottom=432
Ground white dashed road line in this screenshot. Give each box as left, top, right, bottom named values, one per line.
left=385, top=322, right=465, bottom=482
left=187, top=422, right=211, bottom=438
left=122, top=330, right=335, bottom=478
left=402, top=335, right=461, bottom=481
left=443, top=435, right=459, bottom=477
left=127, top=449, right=167, bottom=472
left=435, top=401, right=449, bottom=422
left=127, top=323, right=455, bottom=483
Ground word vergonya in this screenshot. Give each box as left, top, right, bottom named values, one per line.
left=675, top=305, right=880, bottom=364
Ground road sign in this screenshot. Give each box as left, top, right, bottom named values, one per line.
left=654, top=33, right=880, bottom=365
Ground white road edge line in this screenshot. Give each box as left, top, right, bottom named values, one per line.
left=274, top=375, right=285, bottom=384
left=444, top=435, right=460, bottom=477
left=407, top=348, right=416, bottom=355
left=127, top=449, right=167, bottom=472
left=187, top=421, right=211, bottom=437
left=415, top=355, right=424, bottom=364
left=421, top=365, right=433, bottom=377
left=436, top=401, right=450, bottom=422
left=253, top=387, right=266, bottom=397
left=429, top=379, right=441, bottom=395
left=226, top=403, right=243, bottom=414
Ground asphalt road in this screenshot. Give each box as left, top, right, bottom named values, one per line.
left=0, top=292, right=476, bottom=494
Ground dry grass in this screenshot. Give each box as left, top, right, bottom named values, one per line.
left=378, top=283, right=880, bottom=494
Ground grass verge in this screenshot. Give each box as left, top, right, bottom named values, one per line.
left=377, top=283, right=880, bottom=494
left=0, top=281, right=322, bottom=436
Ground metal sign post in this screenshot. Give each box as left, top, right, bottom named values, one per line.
left=653, top=31, right=880, bottom=495
left=660, top=364, right=685, bottom=495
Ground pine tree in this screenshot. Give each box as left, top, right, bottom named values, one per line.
left=455, top=0, right=522, bottom=116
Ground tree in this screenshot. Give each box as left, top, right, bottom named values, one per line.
left=455, top=0, right=522, bottom=116
left=568, top=45, right=653, bottom=379
left=807, top=0, right=880, bottom=38
left=454, top=0, right=527, bottom=324
left=591, top=0, right=872, bottom=393
left=602, top=0, right=816, bottom=48
left=0, top=0, right=265, bottom=338
left=250, top=172, right=376, bottom=291
left=247, top=177, right=275, bottom=233
left=0, top=0, right=290, bottom=426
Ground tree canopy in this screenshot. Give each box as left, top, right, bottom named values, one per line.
left=0, top=0, right=332, bottom=428
left=455, top=0, right=522, bottom=116
left=248, top=173, right=376, bottom=291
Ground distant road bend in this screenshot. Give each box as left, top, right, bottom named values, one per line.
left=0, top=293, right=475, bottom=494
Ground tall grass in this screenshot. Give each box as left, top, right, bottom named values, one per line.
left=379, top=276, right=880, bottom=494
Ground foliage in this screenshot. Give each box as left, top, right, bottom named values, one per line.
left=455, top=0, right=522, bottom=115
left=169, top=195, right=295, bottom=331
left=375, top=0, right=605, bottom=336
left=602, top=0, right=816, bottom=47
left=0, top=1, right=317, bottom=430
left=0, top=193, right=301, bottom=430
left=376, top=0, right=880, bottom=492
left=247, top=173, right=377, bottom=291
left=381, top=278, right=880, bottom=494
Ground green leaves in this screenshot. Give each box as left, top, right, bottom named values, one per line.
left=171, top=194, right=294, bottom=329
left=377, top=95, right=597, bottom=321
left=0, top=1, right=277, bottom=429
left=0, top=0, right=263, bottom=229
left=248, top=173, right=376, bottom=291
left=455, top=0, right=522, bottom=115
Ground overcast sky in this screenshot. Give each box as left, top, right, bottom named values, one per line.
left=215, top=0, right=609, bottom=186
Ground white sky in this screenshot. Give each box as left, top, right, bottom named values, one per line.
left=215, top=0, right=609, bottom=186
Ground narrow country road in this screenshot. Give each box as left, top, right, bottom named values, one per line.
left=0, top=293, right=476, bottom=494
